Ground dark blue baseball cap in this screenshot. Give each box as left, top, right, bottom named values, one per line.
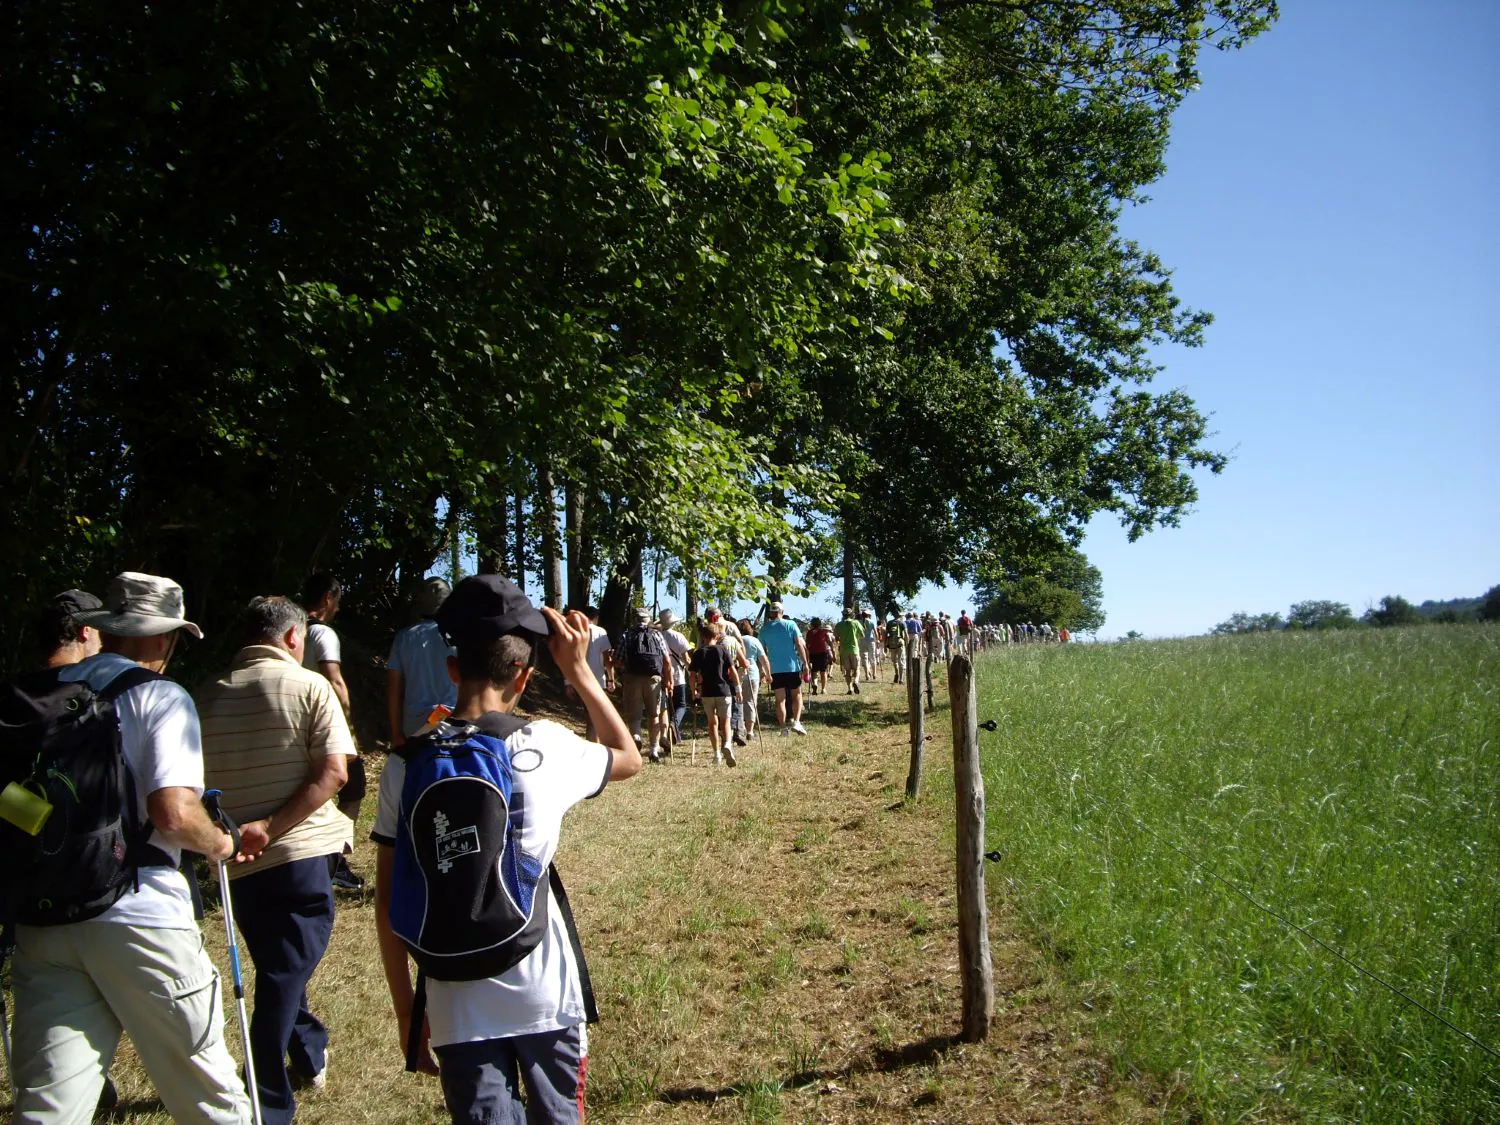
left=435, top=575, right=549, bottom=646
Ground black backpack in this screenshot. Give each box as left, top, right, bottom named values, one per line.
left=619, top=625, right=664, bottom=676
left=0, top=665, right=174, bottom=927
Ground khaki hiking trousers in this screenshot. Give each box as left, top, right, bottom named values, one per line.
left=10, top=920, right=252, bottom=1125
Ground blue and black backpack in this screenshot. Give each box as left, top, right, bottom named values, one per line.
left=390, top=715, right=595, bottom=1070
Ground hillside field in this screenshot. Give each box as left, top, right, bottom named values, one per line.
left=976, top=626, right=1500, bottom=1120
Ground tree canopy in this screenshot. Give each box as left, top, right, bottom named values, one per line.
left=2, top=0, right=1278, bottom=666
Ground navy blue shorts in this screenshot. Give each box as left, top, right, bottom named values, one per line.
left=436, top=1025, right=585, bottom=1124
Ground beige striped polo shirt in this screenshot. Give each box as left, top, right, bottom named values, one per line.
left=199, top=644, right=355, bottom=878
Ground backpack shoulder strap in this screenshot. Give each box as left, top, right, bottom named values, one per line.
left=548, top=864, right=598, bottom=1024
left=98, top=665, right=165, bottom=702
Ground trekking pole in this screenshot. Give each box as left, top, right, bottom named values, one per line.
left=1, top=978, right=12, bottom=1094
left=203, top=790, right=264, bottom=1125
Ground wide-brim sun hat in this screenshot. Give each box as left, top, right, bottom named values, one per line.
left=659, top=609, right=677, bottom=627
left=73, top=572, right=203, bottom=639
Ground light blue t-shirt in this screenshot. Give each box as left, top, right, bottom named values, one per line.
left=758, top=618, right=803, bottom=675
left=388, top=619, right=457, bottom=736
left=741, top=635, right=767, bottom=676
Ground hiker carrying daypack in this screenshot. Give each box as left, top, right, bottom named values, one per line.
left=387, top=716, right=595, bottom=1068
left=616, top=621, right=665, bottom=677
left=0, top=665, right=174, bottom=927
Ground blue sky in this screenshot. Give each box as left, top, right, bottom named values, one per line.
left=869, top=0, right=1498, bottom=638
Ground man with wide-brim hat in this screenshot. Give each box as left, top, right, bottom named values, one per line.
left=11, top=571, right=252, bottom=1123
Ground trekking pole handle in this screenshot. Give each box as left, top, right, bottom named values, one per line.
left=201, top=789, right=242, bottom=862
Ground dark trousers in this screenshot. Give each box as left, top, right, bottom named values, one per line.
left=229, top=855, right=337, bottom=1125
left=436, top=1027, right=584, bottom=1125
left=669, top=684, right=689, bottom=740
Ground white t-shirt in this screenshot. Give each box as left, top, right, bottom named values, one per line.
left=659, top=627, right=690, bottom=689
left=584, top=625, right=612, bottom=690
left=302, top=621, right=341, bottom=670
left=372, top=715, right=612, bottom=1044
left=57, top=652, right=203, bottom=929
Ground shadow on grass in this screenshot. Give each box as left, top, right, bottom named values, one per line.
left=656, top=1032, right=959, bottom=1104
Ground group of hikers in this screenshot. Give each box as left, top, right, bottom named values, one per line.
left=2, top=571, right=1069, bottom=1125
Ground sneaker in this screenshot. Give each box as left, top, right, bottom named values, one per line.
left=331, top=858, right=365, bottom=892
left=778, top=726, right=791, bottom=737
left=724, top=744, right=737, bottom=767
left=648, top=746, right=664, bottom=763
left=732, top=732, right=747, bottom=747
left=289, top=1054, right=328, bottom=1091
left=790, top=721, right=806, bottom=736
left=853, top=682, right=860, bottom=694
left=713, top=751, right=723, bottom=765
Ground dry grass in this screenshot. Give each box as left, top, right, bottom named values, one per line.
left=5, top=670, right=1151, bottom=1123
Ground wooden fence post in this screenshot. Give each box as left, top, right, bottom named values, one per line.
left=949, top=653, right=994, bottom=1041
left=905, top=652, right=924, bottom=799
left=924, top=654, right=934, bottom=712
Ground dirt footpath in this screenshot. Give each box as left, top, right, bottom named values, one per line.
left=567, top=676, right=1149, bottom=1123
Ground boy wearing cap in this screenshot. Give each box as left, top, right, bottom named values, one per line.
left=37, top=588, right=104, bottom=668
left=372, top=577, right=641, bottom=1124
left=10, top=572, right=252, bottom=1125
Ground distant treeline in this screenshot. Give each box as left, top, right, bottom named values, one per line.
left=1213, top=587, right=1500, bottom=635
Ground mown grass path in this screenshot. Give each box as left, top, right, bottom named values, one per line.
left=14, top=666, right=1147, bottom=1124
left=570, top=673, right=1142, bottom=1123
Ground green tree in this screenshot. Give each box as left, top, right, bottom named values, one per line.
left=1479, top=585, right=1500, bottom=622
left=1364, top=595, right=1422, bottom=628
left=974, top=545, right=1106, bottom=632
left=1212, top=611, right=1286, bottom=635
left=1287, top=600, right=1358, bottom=631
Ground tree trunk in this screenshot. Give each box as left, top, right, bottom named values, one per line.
left=513, top=477, right=527, bottom=596
left=842, top=524, right=857, bottom=610
left=539, top=462, right=562, bottom=610
left=565, top=480, right=588, bottom=607
left=599, top=531, right=644, bottom=643
left=684, top=558, right=699, bottom=623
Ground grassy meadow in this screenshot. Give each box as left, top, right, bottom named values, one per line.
left=976, top=626, right=1500, bottom=1121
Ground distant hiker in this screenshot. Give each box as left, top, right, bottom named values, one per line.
left=834, top=609, right=864, bottom=694
left=759, top=602, right=809, bottom=735
left=704, top=606, right=750, bottom=746
left=563, top=605, right=615, bottom=742
left=614, top=606, right=668, bottom=757
left=804, top=617, right=835, bottom=695
left=691, top=621, right=741, bottom=766
left=957, top=610, right=974, bottom=655
left=658, top=609, right=691, bottom=748
left=857, top=609, right=878, bottom=682
left=301, top=571, right=365, bottom=890
left=737, top=619, right=772, bottom=739
left=884, top=615, right=907, bottom=684
left=6, top=572, right=251, bottom=1125
left=199, top=595, right=357, bottom=1123
left=371, top=577, right=641, bottom=1124
left=37, top=588, right=105, bottom=668
left=387, top=577, right=459, bottom=746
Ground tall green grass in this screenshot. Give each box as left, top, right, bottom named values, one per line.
left=976, top=627, right=1500, bottom=1121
